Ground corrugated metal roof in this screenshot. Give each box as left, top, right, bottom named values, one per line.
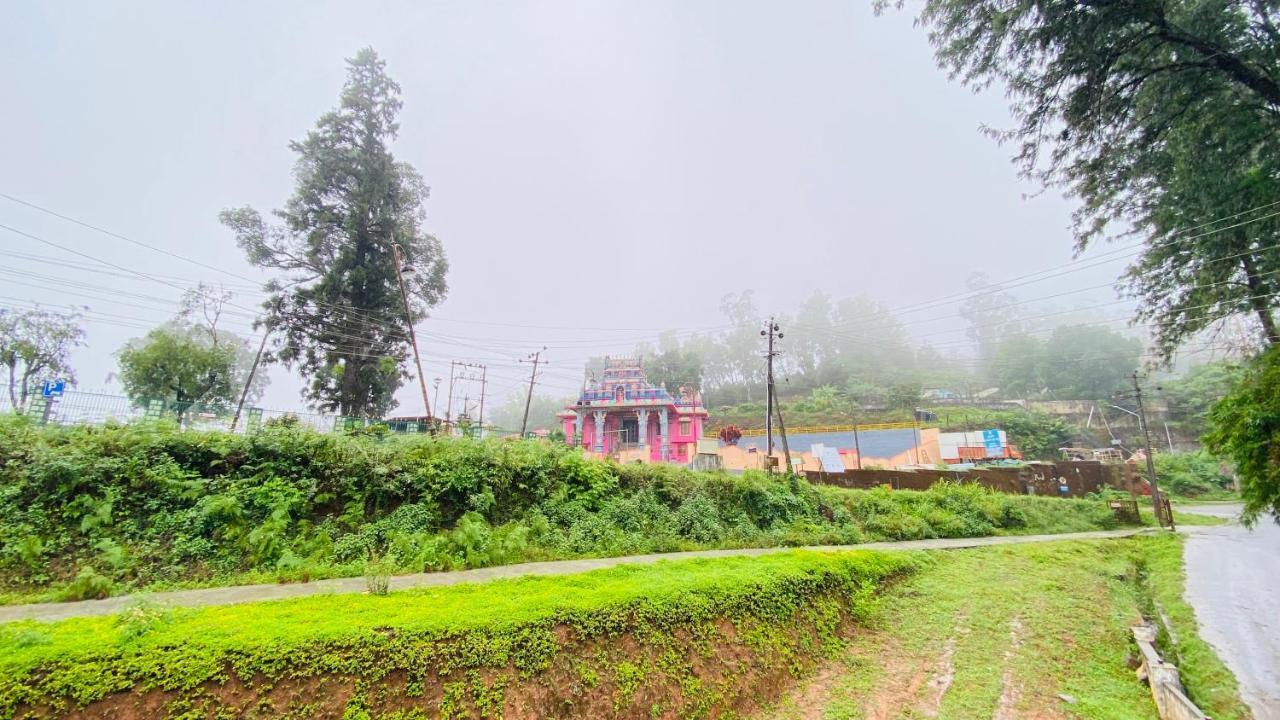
left=734, top=428, right=921, bottom=459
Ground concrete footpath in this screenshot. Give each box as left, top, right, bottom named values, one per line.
left=1179, top=504, right=1280, bottom=720
left=0, top=527, right=1149, bottom=624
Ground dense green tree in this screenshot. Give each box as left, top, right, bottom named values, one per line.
left=178, top=285, right=269, bottom=405
left=958, top=273, right=1026, bottom=376
left=887, top=382, right=924, bottom=411
left=1159, top=360, right=1245, bottom=437
left=989, top=334, right=1048, bottom=397
left=642, top=347, right=704, bottom=393
left=1205, top=347, right=1280, bottom=523
left=0, top=307, right=85, bottom=408
left=220, top=48, right=447, bottom=417
left=988, top=326, right=1140, bottom=399
left=699, top=291, right=764, bottom=401
left=894, top=0, right=1280, bottom=358
left=1040, top=326, right=1143, bottom=399
left=116, top=326, right=238, bottom=411
left=786, top=290, right=836, bottom=378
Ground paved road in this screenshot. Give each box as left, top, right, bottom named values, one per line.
left=1180, top=504, right=1280, bottom=720
left=0, top=528, right=1149, bottom=624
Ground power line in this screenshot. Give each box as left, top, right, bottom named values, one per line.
left=848, top=202, right=1280, bottom=325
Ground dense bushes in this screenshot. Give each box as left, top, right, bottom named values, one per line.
left=0, top=416, right=1119, bottom=601
left=1154, top=450, right=1236, bottom=499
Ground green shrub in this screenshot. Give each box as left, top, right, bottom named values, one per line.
left=0, top=415, right=1125, bottom=600
left=1155, top=451, right=1235, bottom=498
left=57, top=566, right=114, bottom=601
left=364, top=554, right=392, bottom=596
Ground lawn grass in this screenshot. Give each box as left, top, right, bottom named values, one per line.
left=762, top=535, right=1250, bottom=720
left=0, top=550, right=918, bottom=718
left=1135, top=533, right=1252, bottom=720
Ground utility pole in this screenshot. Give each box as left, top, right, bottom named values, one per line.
left=1133, top=372, right=1172, bottom=530
left=761, top=318, right=781, bottom=470
left=761, top=319, right=792, bottom=473
left=848, top=399, right=863, bottom=470
left=476, top=365, right=488, bottom=438
left=520, top=348, right=545, bottom=437
left=230, top=299, right=281, bottom=432
left=445, top=361, right=457, bottom=430
left=912, top=411, right=922, bottom=465
left=773, top=382, right=793, bottom=473
left=391, top=242, right=433, bottom=427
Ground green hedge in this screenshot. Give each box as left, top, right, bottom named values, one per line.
left=0, top=550, right=919, bottom=719
left=0, top=416, right=1118, bottom=601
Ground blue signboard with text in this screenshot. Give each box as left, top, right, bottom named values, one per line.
left=982, top=429, right=1003, bottom=457
left=41, top=379, right=66, bottom=398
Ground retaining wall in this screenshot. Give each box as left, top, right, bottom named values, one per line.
left=805, top=460, right=1137, bottom=498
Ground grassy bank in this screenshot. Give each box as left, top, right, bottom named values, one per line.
left=0, top=417, right=1126, bottom=603
left=1134, top=534, right=1251, bottom=719
left=0, top=550, right=918, bottom=719
left=762, top=535, right=1250, bottom=720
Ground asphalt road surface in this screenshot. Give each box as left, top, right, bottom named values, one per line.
left=1181, top=504, right=1280, bottom=719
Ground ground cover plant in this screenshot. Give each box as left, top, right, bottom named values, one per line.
left=761, top=534, right=1250, bottom=720
left=0, top=550, right=919, bottom=719
left=0, top=415, right=1125, bottom=603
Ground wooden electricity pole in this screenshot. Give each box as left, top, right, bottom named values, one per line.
left=1133, top=372, right=1172, bottom=530
left=520, top=348, right=545, bottom=437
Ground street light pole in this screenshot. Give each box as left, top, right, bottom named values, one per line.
left=392, top=242, right=433, bottom=428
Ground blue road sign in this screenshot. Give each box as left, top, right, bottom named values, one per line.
left=41, top=379, right=66, bottom=398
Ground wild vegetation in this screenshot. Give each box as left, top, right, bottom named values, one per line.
left=763, top=534, right=1249, bottom=720
left=1205, top=346, right=1280, bottom=522
left=1155, top=451, right=1237, bottom=501
left=0, top=416, right=1123, bottom=603
left=0, top=550, right=918, bottom=719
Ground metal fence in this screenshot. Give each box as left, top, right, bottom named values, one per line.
left=1, top=389, right=517, bottom=438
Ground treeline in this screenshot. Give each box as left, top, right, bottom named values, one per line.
left=618, top=279, right=1148, bottom=409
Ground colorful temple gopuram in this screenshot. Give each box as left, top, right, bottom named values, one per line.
left=558, top=356, right=708, bottom=463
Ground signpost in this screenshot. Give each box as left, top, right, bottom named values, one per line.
left=41, top=379, right=66, bottom=398
left=982, top=428, right=1003, bottom=458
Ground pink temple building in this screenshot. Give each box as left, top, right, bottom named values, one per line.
left=558, top=357, right=708, bottom=463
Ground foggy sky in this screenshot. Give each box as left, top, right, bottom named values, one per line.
left=1, top=1, right=1126, bottom=414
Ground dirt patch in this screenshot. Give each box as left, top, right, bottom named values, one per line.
left=764, top=657, right=849, bottom=720
left=992, top=616, right=1025, bottom=720
left=918, top=634, right=957, bottom=717
left=862, top=649, right=931, bottom=720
